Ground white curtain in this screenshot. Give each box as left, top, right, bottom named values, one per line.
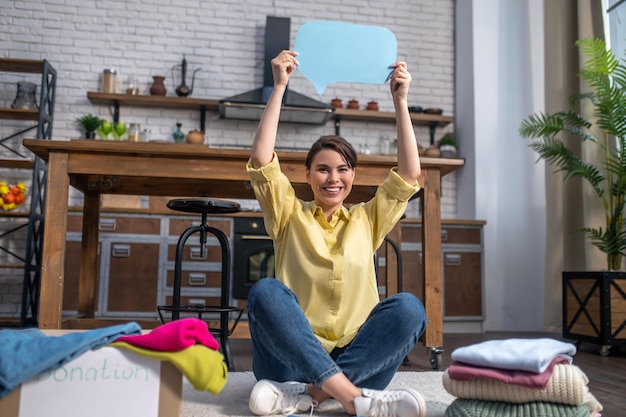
left=542, top=0, right=606, bottom=332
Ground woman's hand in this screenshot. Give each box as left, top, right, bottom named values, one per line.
left=389, top=61, right=411, bottom=104
left=251, top=50, right=298, bottom=168
left=271, top=50, right=299, bottom=88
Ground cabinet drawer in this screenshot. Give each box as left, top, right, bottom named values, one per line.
left=106, top=242, right=160, bottom=313
left=165, top=269, right=223, bottom=289
left=443, top=251, right=482, bottom=317
left=169, top=218, right=231, bottom=238
left=67, top=214, right=160, bottom=234
left=401, top=224, right=481, bottom=245
left=167, top=243, right=222, bottom=263
left=162, top=295, right=222, bottom=308
left=400, top=250, right=483, bottom=318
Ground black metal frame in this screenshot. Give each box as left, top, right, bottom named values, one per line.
left=563, top=271, right=626, bottom=354
left=157, top=208, right=243, bottom=371
left=20, top=59, right=55, bottom=326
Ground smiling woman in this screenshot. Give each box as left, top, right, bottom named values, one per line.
left=304, top=136, right=356, bottom=219
left=243, top=49, right=427, bottom=417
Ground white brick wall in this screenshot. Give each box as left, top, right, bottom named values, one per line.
left=0, top=0, right=455, bottom=317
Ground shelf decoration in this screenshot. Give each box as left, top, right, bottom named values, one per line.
left=0, top=181, right=26, bottom=211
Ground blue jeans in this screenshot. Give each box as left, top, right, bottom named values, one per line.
left=247, top=278, right=427, bottom=390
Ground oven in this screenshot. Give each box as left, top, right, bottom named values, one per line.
left=232, top=217, right=275, bottom=299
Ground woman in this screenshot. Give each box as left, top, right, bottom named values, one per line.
left=246, top=50, right=427, bottom=417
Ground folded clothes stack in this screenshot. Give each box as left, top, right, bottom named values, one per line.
left=441, top=338, right=603, bottom=417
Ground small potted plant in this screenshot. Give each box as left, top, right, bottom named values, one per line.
left=76, top=114, right=102, bottom=139
left=438, top=132, right=457, bottom=158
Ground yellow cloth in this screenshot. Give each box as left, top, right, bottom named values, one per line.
left=110, top=341, right=228, bottom=395
left=247, top=154, right=419, bottom=352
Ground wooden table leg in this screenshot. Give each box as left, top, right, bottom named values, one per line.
left=38, top=152, right=70, bottom=329
left=421, top=167, right=443, bottom=349
left=77, top=192, right=101, bottom=318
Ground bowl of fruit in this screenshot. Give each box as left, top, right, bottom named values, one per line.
left=0, top=182, right=26, bottom=211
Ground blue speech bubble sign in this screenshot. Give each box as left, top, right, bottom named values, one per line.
left=294, top=20, right=397, bottom=96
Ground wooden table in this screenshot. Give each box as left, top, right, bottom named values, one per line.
left=24, top=139, right=463, bottom=362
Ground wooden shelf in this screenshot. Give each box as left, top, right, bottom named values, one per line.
left=0, top=211, right=30, bottom=218
left=0, top=159, right=34, bottom=169
left=333, top=107, right=453, bottom=127
left=0, top=108, right=39, bottom=121
left=87, top=92, right=220, bottom=111
left=0, top=58, right=46, bottom=74
left=86, top=91, right=454, bottom=129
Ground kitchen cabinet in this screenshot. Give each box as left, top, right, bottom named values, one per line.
left=0, top=58, right=56, bottom=325
left=162, top=216, right=234, bottom=316
left=61, top=211, right=483, bottom=330
left=400, top=219, right=485, bottom=333
left=63, top=211, right=236, bottom=319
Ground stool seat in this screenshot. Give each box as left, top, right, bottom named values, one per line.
left=157, top=198, right=243, bottom=371
left=167, top=198, right=241, bottom=214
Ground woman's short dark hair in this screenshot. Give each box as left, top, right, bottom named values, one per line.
left=305, top=135, right=357, bottom=170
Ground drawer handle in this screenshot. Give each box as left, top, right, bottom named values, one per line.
left=112, top=244, right=130, bottom=257
left=188, top=298, right=206, bottom=306
left=445, top=253, right=461, bottom=266
left=99, top=218, right=116, bottom=231
left=441, top=229, right=448, bottom=241
left=241, top=235, right=272, bottom=240
left=188, top=273, right=207, bottom=286
left=189, top=247, right=206, bottom=260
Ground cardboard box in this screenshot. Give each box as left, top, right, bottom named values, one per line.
left=0, top=345, right=182, bottom=417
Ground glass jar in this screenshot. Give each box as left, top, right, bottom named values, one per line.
left=102, top=69, right=117, bottom=93
left=11, top=82, right=38, bottom=110
left=128, top=123, right=141, bottom=142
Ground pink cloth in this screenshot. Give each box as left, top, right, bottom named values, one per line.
left=115, top=318, right=219, bottom=351
left=447, top=355, right=570, bottom=388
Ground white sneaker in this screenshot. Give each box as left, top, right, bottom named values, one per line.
left=249, top=379, right=317, bottom=415
left=354, top=388, right=427, bottom=417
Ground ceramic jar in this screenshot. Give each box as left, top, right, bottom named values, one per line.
left=424, top=145, right=441, bottom=158
left=186, top=130, right=205, bottom=144
left=331, top=98, right=343, bottom=108
left=150, top=75, right=167, bottom=96
left=347, top=99, right=359, bottom=109
left=366, top=100, right=379, bottom=111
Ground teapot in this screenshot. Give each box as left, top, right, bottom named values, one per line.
left=172, top=55, right=201, bottom=97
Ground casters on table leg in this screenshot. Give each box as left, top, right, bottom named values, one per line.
left=599, top=345, right=611, bottom=356
left=428, top=346, right=444, bottom=370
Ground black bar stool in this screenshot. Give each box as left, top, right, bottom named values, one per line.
left=157, top=198, right=243, bottom=370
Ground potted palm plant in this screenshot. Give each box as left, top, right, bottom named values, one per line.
left=519, top=37, right=626, bottom=355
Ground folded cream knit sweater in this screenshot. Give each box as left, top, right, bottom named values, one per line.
left=442, top=364, right=602, bottom=414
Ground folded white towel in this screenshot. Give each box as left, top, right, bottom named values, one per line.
left=450, top=338, right=576, bottom=373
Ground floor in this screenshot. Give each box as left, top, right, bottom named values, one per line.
left=228, top=332, right=626, bottom=416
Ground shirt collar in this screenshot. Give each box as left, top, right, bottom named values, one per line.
left=305, top=202, right=351, bottom=221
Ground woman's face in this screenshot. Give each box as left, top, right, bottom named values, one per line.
left=306, top=148, right=355, bottom=217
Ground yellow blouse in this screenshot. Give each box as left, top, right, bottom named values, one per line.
left=247, top=154, right=420, bottom=352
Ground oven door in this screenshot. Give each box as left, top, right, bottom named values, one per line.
left=233, top=219, right=276, bottom=299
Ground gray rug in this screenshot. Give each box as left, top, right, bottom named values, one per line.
left=182, top=371, right=455, bottom=416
